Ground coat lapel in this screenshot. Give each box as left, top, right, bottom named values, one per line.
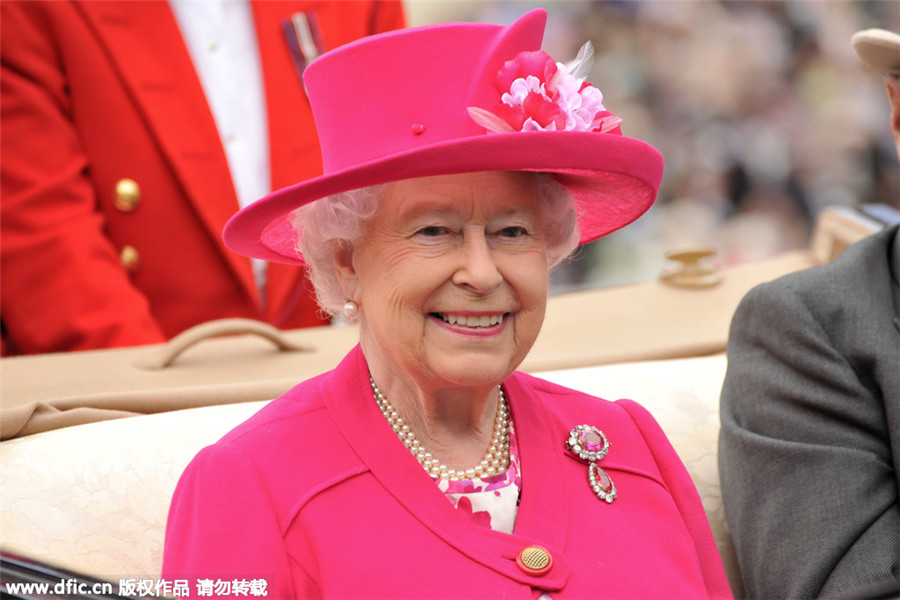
left=76, top=0, right=259, bottom=303
left=324, top=347, right=572, bottom=591
left=503, top=374, right=573, bottom=549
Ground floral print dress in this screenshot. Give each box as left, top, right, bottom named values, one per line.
left=436, top=422, right=553, bottom=599
left=435, top=420, right=522, bottom=535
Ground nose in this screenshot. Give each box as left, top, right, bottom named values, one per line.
left=452, top=230, right=503, bottom=293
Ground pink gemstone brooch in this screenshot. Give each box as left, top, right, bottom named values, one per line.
left=565, top=425, right=616, bottom=504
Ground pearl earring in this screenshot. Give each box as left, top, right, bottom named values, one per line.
left=343, top=299, right=359, bottom=318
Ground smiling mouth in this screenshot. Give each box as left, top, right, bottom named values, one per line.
left=434, top=313, right=506, bottom=328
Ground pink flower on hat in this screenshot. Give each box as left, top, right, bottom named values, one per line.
left=469, top=43, right=623, bottom=135
left=496, top=49, right=559, bottom=92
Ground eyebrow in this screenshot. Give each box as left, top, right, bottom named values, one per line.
left=399, top=201, right=462, bottom=222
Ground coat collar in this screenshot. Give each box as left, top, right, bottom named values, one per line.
left=323, top=346, right=572, bottom=591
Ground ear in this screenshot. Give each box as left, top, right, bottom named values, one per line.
left=332, top=240, right=360, bottom=301
left=886, top=76, right=900, bottom=143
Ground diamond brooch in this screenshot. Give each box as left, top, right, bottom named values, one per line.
left=565, top=425, right=617, bottom=504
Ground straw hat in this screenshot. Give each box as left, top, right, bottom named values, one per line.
left=224, top=9, right=664, bottom=265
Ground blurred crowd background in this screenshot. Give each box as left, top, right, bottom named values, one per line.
left=408, top=1, right=900, bottom=292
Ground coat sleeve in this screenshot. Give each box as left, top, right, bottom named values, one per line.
left=162, top=442, right=319, bottom=599
left=619, top=398, right=733, bottom=599
left=0, top=2, right=165, bottom=354
left=718, top=281, right=900, bottom=598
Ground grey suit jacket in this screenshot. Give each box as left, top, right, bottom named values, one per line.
left=719, top=224, right=900, bottom=599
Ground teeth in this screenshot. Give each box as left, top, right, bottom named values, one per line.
left=439, top=313, right=504, bottom=328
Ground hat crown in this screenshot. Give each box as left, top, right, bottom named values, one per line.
left=303, top=10, right=547, bottom=174
left=223, top=8, right=664, bottom=266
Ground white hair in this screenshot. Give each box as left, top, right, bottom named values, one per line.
left=293, top=173, right=580, bottom=317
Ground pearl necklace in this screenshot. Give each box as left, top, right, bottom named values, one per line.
left=370, top=375, right=510, bottom=480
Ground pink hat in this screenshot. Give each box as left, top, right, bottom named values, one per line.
left=224, top=9, right=664, bottom=265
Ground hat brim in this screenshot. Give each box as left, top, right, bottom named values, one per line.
left=852, top=28, right=900, bottom=77
left=224, top=130, right=663, bottom=265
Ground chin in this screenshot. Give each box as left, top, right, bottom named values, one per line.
left=429, top=354, right=520, bottom=388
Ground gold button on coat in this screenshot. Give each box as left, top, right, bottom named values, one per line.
left=516, top=545, right=553, bottom=576
left=120, top=245, right=140, bottom=272
left=114, top=178, right=141, bottom=212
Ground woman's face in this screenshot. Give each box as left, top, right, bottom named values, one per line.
left=338, top=171, right=549, bottom=392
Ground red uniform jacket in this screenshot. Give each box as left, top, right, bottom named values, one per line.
left=0, top=0, right=405, bottom=355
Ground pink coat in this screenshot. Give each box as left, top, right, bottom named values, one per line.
left=163, top=346, right=731, bottom=598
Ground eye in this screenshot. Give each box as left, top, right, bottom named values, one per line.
left=498, top=226, right=529, bottom=238
left=418, top=226, right=448, bottom=237
left=412, top=225, right=455, bottom=244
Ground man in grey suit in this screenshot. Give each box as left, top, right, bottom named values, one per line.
left=719, top=26, right=900, bottom=599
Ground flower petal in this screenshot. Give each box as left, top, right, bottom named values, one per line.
left=523, top=92, right=566, bottom=129
left=467, top=106, right=516, bottom=133
left=591, top=111, right=623, bottom=134
left=496, top=50, right=558, bottom=93
left=493, top=103, right=527, bottom=130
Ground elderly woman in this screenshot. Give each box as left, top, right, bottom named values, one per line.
left=163, top=9, right=731, bottom=599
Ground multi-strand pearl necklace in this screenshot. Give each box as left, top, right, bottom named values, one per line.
left=370, top=375, right=510, bottom=480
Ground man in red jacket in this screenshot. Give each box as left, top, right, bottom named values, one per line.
left=0, top=1, right=405, bottom=355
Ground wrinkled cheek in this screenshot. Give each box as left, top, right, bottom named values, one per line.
left=381, top=288, right=410, bottom=315
left=513, top=303, right=547, bottom=360
left=524, top=280, right=549, bottom=341
left=360, top=262, right=421, bottom=315
left=358, top=280, right=424, bottom=346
